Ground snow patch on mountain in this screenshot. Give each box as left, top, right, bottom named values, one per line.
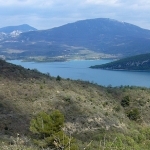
left=10, top=30, right=22, bottom=37
left=0, top=30, right=22, bottom=40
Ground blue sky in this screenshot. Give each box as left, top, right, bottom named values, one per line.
left=0, top=0, right=150, bottom=30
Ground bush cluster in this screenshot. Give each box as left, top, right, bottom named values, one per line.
left=30, top=110, right=78, bottom=149
left=126, top=108, right=140, bottom=121
left=121, top=96, right=130, bottom=107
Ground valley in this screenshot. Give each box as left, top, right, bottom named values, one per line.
left=23, top=49, right=116, bottom=62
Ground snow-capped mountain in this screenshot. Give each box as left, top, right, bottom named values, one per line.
left=0, top=24, right=37, bottom=40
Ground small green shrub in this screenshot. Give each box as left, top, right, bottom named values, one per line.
left=121, top=96, right=130, bottom=107
left=103, top=101, right=108, bottom=107
left=64, top=96, right=71, bottom=102
left=40, top=85, right=43, bottom=89
left=56, top=75, right=61, bottom=81
left=114, top=105, right=121, bottom=112
left=126, top=108, right=140, bottom=121
left=105, top=112, right=109, bottom=116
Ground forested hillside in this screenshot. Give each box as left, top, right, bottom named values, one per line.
left=90, top=53, right=150, bottom=71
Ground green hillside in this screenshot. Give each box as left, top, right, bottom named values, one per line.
left=0, top=59, right=150, bottom=149
left=91, top=53, right=150, bottom=71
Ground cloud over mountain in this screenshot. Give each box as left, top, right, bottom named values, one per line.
left=0, top=0, right=150, bottom=30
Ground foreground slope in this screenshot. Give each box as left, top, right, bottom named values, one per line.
left=0, top=59, right=150, bottom=149
left=1, top=18, right=150, bottom=61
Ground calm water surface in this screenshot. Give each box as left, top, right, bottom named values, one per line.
left=8, top=59, right=150, bottom=87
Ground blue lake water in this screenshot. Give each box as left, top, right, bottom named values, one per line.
left=8, top=59, right=150, bottom=87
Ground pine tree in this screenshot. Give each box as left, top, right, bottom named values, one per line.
left=30, top=110, right=78, bottom=149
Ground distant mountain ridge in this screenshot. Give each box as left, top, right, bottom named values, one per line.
left=1, top=18, right=150, bottom=60
left=19, top=18, right=150, bottom=40
left=0, top=24, right=37, bottom=41
left=90, top=53, right=150, bottom=71
left=0, top=24, right=37, bottom=33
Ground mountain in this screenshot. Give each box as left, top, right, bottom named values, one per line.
left=1, top=59, right=150, bottom=149
left=1, top=18, right=150, bottom=61
left=0, top=24, right=37, bottom=40
left=18, top=18, right=150, bottom=41
left=0, top=24, right=37, bottom=34
left=90, top=53, right=150, bottom=71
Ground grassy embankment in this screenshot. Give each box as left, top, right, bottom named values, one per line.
left=0, top=59, right=150, bottom=149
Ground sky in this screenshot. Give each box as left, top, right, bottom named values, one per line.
left=0, top=0, right=150, bottom=30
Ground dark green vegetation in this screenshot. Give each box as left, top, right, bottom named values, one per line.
left=90, top=53, right=150, bottom=71
left=30, top=110, right=78, bottom=149
left=1, top=18, right=150, bottom=61
left=0, top=59, right=150, bottom=149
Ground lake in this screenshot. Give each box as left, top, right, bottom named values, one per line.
left=8, top=59, right=150, bottom=87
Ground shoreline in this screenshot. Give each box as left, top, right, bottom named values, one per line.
left=91, top=67, right=150, bottom=72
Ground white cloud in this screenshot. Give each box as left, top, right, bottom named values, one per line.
left=0, top=0, right=150, bottom=30
left=85, top=0, right=119, bottom=5
left=0, top=0, right=53, bottom=7
left=118, top=0, right=150, bottom=9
